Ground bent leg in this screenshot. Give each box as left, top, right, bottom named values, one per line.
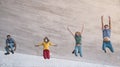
left=102, top=41, right=107, bottom=53
left=108, top=41, right=114, bottom=53
left=4, top=46, right=10, bottom=55
left=78, top=46, right=82, bottom=57
left=47, top=50, right=50, bottom=59
left=9, top=43, right=14, bottom=51
left=75, top=46, right=78, bottom=56
left=43, top=50, right=47, bottom=59
left=5, top=46, right=10, bottom=53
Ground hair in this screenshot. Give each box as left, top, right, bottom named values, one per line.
left=75, top=32, right=81, bottom=36
left=44, top=37, right=50, bottom=43
left=7, top=35, right=11, bottom=37
left=104, top=24, right=109, bottom=28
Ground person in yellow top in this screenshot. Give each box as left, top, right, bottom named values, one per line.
left=35, top=37, right=57, bottom=59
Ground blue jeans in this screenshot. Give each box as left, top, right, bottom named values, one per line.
left=102, top=41, right=114, bottom=53
left=75, top=45, right=82, bottom=57
left=5, top=43, right=14, bottom=53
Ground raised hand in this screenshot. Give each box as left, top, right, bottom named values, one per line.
left=67, top=26, right=74, bottom=37
left=81, top=24, right=84, bottom=34
left=101, top=16, right=104, bottom=30
left=35, top=45, right=39, bottom=47
left=108, top=16, right=111, bottom=29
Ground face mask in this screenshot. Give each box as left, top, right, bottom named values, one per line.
left=45, top=39, right=48, bottom=42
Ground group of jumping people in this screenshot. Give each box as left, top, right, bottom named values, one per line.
left=4, top=16, right=114, bottom=59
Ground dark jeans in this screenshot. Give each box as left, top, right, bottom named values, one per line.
left=5, top=43, right=15, bottom=53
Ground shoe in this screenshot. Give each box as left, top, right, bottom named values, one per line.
left=80, top=55, right=83, bottom=57
left=11, top=50, right=14, bottom=54
left=5, top=52, right=10, bottom=55
left=104, top=50, right=106, bottom=53
left=72, top=50, right=75, bottom=54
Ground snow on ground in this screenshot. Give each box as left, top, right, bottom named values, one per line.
left=0, top=51, right=118, bottom=67
left=0, top=0, right=120, bottom=66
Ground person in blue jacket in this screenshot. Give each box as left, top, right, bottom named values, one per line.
left=5, top=35, right=16, bottom=55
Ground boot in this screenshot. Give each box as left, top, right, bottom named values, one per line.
left=11, top=50, right=14, bottom=54
left=5, top=52, right=10, bottom=55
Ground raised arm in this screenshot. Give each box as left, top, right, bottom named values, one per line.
left=101, top=16, right=104, bottom=30
left=108, top=16, right=111, bottom=30
left=67, top=27, right=74, bottom=37
left=81, top=24, right=84, bottom=34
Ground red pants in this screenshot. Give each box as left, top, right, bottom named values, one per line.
left=43, top=49, right=50, bottom=59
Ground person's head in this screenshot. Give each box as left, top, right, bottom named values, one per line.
left=7, top=35, right=11, bottom=39
left=75, top=32, right=81, bottom=36
left=43, top=37, right=49, bottom=43
left=104, top=24, right=109, bottom=29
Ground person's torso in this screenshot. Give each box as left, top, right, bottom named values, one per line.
left=6, top=38, right=14, bottom=44
left=103, top=29, right=111, bottom=38
left=75, top=36, right=82, bottom=44
left=42, top=42, right=51, bottom=50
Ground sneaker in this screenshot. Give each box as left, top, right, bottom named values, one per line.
left=11, top=50, right=14, bottom=54
left=80, top=55, right=83, bottom=57
left=72, top=50, right=75, bottom=54
left=104, top=50, right=106, bottom=53
left=4, top=52, right=10, bottom=55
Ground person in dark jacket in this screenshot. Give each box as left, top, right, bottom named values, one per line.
left=5, top=35, right=16, bottom=55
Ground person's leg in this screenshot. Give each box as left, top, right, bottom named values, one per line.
left=74, top=46, right=78, bottom=56
left=78, top=46, right=82, bottom=57
left=9, top=43, right=14, bottom=50
left=102, top=41, right=107, bottom=53
left=46, top=50, right=50, bottom=59
left=43, top=50, right=47, bottom=59
left=107, top=41, right=114, bottom=53
left=9, top=43, right=14, bottom=54
left=4, top=46, right=10, bottom=55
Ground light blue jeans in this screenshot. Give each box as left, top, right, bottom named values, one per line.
left=102, top=41, right=114, bottom=53
left=75, top=45, right=82, bottom=57
left=5, top=43, right=14, bottom=53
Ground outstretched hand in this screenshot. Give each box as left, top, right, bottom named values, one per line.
left=54, top=45, right=57, bottom=47
left=52, top=44, right=57, bottom=47
left=108, top=16, right=111, bottom=19
left=35, top=45, right=39, bottom=47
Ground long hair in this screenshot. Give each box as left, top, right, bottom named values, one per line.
left=75, top=32, right=81, bottom=37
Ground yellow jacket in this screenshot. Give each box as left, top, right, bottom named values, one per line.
left=38, top=42, right=52, bottom=50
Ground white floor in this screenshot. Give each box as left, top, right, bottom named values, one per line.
left=0, top=51, right=118, bottom=67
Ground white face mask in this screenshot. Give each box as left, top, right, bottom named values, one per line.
left=45, top=39, right=48, bottom=42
